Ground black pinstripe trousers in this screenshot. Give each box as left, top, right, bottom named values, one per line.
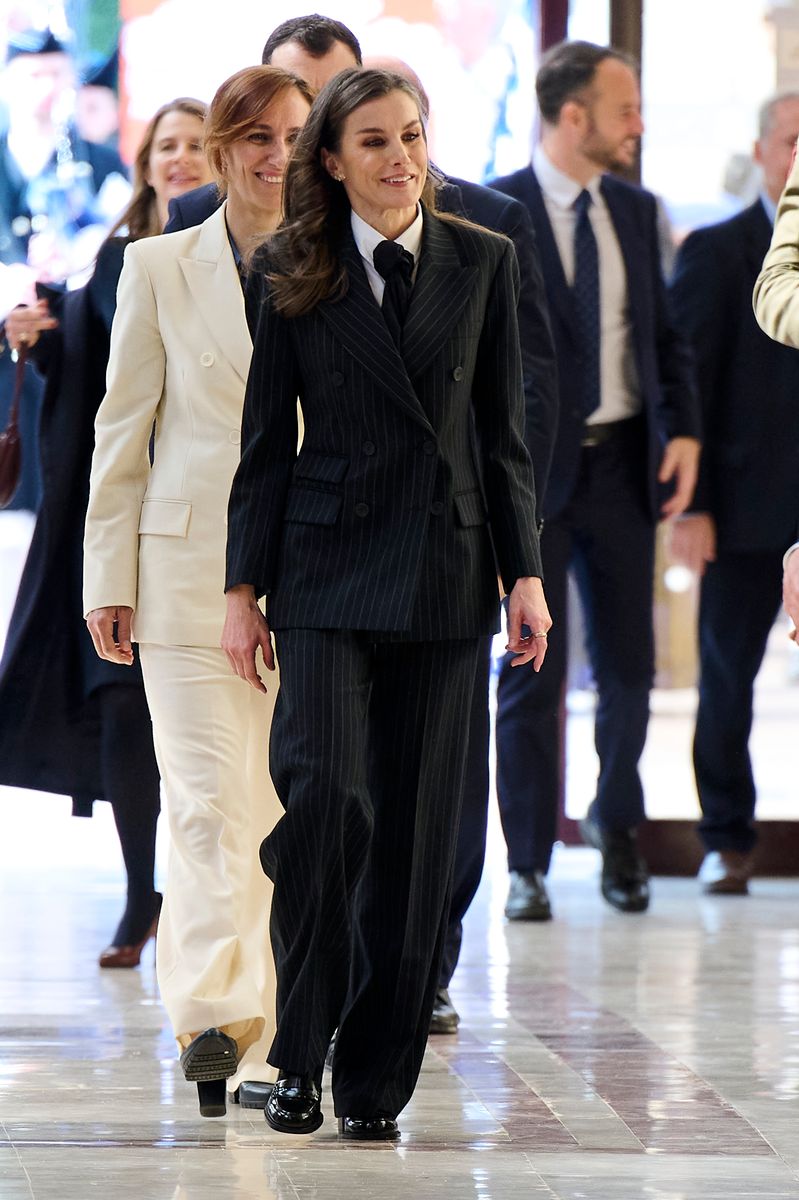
left=261, top=630, right=480, bottom=1117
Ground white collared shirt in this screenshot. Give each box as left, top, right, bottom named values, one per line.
left=532, top=143, right=641, bottom=424
left=351, top=206, right=423, bottom=306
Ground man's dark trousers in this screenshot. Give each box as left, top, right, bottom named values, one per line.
left=694, top=553, right=783, bottom=854
left=496, top=419, right=655, bottom=872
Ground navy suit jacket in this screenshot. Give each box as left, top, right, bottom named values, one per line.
left=670, top=200, right=799, bottom=554
left=166, top=178, right=558, bottom=505
left=226, top=211, right=542, bottom=637
left=490, top=165, right=700, bottom=522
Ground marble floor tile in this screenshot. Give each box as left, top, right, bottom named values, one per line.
left=3, top=628, right=799, bottom=1199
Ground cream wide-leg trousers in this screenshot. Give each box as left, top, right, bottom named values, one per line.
left=140, top=643, right=280, bottom=1089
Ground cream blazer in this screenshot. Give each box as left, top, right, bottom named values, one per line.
left=84, top=204, right=252, bottom=646
left=754, top=155, right=799, bottom=347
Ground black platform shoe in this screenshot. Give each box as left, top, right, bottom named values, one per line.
left=338, top=1115, right=400, bottom=1140
left=265, top=1074, right=323, bottom=1134
left=180, top=1028, right=238, bottom=1117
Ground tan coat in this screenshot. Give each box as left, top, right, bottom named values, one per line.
left=84, top=203, right=251, bottom=646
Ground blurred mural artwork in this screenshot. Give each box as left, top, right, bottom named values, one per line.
left=119, top=0, right=538, bottom=183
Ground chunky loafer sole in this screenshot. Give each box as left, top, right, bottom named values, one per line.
left=180, top=1029, right=238, bottom=1083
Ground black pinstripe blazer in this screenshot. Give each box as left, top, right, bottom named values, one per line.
left=225, top=208, right=542, bottom=638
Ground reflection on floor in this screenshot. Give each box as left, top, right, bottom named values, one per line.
left=1, top=796, right=798, bottom=1199
left=2, top=514, right=799, bottom=1196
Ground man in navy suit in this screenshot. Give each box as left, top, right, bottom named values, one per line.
left=669, top=93, right=799, bottom=894
left=491, top=40, right=700, bottom=916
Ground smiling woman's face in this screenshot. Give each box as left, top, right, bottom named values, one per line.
left=220, top=89, right=311, bottom=220
left=145, top=109, right=211, bottom=215
left=322, top=89, right=428, bottom=236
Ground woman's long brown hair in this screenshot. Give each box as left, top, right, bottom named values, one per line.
left=267, top=69, right=446, bottom=317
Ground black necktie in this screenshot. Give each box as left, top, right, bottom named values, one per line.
left=373, top=239, right=414, bottom=349
left=572, top=188, right=601, bottom=418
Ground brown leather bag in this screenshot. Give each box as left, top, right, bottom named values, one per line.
left=0, top=342, right=28, bottom=508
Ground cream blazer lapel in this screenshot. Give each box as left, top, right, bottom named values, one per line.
left=178, top=202, right=252, bottom=384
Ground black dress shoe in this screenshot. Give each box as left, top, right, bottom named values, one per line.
left=230, top=1080, right=274, bottom=1109
left=338, top=1115, right=399, bottom=1140
left=504, top=870, right=552, bottom=921
left=580, top=808, right=650, bottom=913
left=179, top=1028, right=238, bottom=1118
left=429, top=986, right=459, bottom=1034
left=265, top=1074, right=323, bottom=1134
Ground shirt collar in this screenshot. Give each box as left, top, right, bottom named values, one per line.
left=760, top=190, right=777, bottom=226
left=351, top=204, right=424, bottom=268
left=533, top=143, right=603, bottom=210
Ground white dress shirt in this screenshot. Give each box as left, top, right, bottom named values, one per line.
left=532, top=143, right=641, bottom=425
left=351, top=206, right=423, bottom=305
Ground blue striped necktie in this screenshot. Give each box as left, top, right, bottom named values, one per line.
left=572, top=188, right=601, bottom=418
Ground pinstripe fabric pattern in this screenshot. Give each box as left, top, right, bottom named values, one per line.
left=226, top=209, right=542, bottom=636
left=263, top=630, right=480, bottom=1117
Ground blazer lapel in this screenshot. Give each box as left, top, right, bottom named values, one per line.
left=318, top=232, right=434, bottom=432
left=600, top=176, right=644, bottom=323
left=743, top=199, right=772, bottom=275
left=401, top=211, right=478, bottom=382
left=178, top=203, right=251, bottom=385
left=524, top=166, right=575, bottom=337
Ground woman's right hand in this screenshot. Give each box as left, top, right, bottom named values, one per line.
left=86, top=605, right=135, bottom=665
left=222, top=585, right=275, bottom=693
left=5, top=300, right=59, bottom=351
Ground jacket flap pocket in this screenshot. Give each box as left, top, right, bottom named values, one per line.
left=453, top=489, right=487, bottom=527
left=284, top=485, right=342, bottom=526
left=294, top=451, right=349, bottom=484
left=138, top=498, right=192, bottom=537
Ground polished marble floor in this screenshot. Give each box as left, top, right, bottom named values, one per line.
left=2, top=806, right=799, bottom=1200
left=3, top=517, right=799, bottom=1198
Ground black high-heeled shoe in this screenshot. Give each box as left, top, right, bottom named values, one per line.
left=180, top=1028, right=238, bottom=1118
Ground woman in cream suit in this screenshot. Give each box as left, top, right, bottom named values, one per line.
left=83, top=65, right=313, bottom=1118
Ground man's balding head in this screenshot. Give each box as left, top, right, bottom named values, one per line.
left=362, top=55, right=429, bottom=118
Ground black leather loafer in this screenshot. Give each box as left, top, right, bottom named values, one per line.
left=230, top=1080, right=274, bottom=1109
left=265, top=1074, right=323, bottom=1134
left=338, top=1115, right=399, bottom=1140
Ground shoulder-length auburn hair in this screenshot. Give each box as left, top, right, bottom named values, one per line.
left=204, top=64, right=315, bottom=198
left=267, top=68, right=447, bottom=317
left=108, top=97, right=207, bottom=241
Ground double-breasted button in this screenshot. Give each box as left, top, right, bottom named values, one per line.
left=354, top=502, right=370, bottom=517
left=332, top=371, right=345, bottom=387
left=430, top=500, right=444, bottom=516
left=362, top=441, right=376, bottom=456
left=452, top=365, right=464, bottom=381
left=200, top=351, right=215, bottom=367
left=422, top=440, right=436, bottom=456
left=228, top=430, right=240, bottom=444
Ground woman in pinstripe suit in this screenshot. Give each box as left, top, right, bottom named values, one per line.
left=223, top=68, right=551, bottom=1141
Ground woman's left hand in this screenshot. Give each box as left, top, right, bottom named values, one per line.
left=506, top=576, right=552, bottom=671
left=86, top=605, right=135, bottom=664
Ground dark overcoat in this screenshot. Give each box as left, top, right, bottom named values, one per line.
left=0, top=240, right=134, bottom=812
